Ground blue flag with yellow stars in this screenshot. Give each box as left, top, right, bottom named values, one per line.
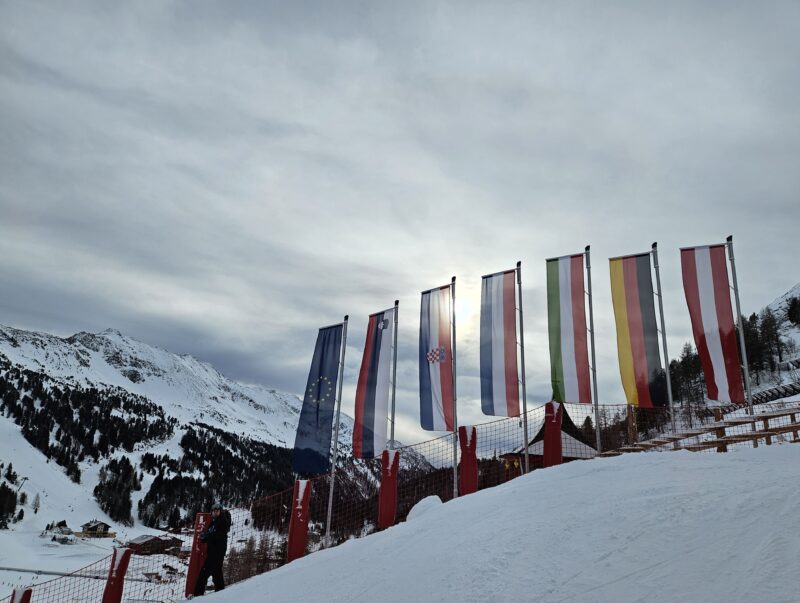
left=292, top=323, right=344, bottom=474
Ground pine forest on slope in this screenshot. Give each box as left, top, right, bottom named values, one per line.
left=0, top=327, right=429, bottom=532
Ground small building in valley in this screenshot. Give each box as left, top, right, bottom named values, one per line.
left=77, top=519, right=115, bottom=538
left=126, top=534, right=184, bottom=556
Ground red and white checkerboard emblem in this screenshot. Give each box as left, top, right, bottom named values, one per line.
left=426, top=347, right=446, bottom=363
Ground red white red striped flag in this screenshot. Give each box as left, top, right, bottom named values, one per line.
left=680, top=244, right=745, bottom=404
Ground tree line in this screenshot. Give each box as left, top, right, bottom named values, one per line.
left=0, top=357, right=177, bottom=484
left=137, top=423, right=295, bottom=529
left=670, top=302, right=799, bottom=405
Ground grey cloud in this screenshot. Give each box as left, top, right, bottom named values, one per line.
left=2, top=1, right=799, bottom=445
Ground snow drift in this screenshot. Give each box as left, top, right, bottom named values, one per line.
left=211, top=444, right=800, bottom=603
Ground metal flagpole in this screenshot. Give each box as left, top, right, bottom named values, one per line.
left=389, top=300, right=399, bottom=449
left=584, top=246, right=603, bottom=454
left=516, top=261, right=530, bottom=474
left=651, top=242, right=677, bottom=433
left=726, top=235, right=755, bottom=416
left=450, top=276, right=459, bottom=500
left=325, top=315, right=348, bottom=546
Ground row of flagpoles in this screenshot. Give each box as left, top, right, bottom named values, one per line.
left=291, top=235, right=755, bottom=542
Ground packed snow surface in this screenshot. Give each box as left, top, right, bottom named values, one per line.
left=212, top=444, right=800, bottom=603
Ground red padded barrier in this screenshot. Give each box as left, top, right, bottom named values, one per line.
left=378, top=449, right=401, bottom=529
left=184, top=512, right=211, bottom=597
left=287, top=479, right=312, bottom=562
left=101, top=547, right=132, bottom=603
left=458, top=426, right=478, bottom=495
left=543, top=401, right=564, bottom=468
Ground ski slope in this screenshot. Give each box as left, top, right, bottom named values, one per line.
left=0, top=419, right=137, bottom=595
left=212, top=444, right=800, bottom=603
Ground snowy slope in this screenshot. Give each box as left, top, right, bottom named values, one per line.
left=212, top=444, right=800, bottom=603
left=0, top=325, right=302, bottom=445
left=0, top=324, right=369, bottom=597
left=0, top=323, right=433, bottom=598
left=0, top=419, right=152, bottom=594
left=0, top=324, right=433, bottom=471
left=0, top=324, right=424, bottom=477
left=766, top=281, right=800, bottom=361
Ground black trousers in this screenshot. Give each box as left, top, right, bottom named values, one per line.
left=194, top=552, right=225, bottom=595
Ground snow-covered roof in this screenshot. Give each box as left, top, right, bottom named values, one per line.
left=524, top=432, right=597, bottom=459
left=510, top=403, right=597, bottom=458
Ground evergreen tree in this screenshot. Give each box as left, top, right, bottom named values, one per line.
left=0, top=482, right=17, bottom=527
left=675, top=343, right=704, bottom=405
left=788, top=297, right=800, bottom=326
left=759, top=308, right=782, bottom=366
left=4, top=463, right=17, bottom=484
left=93, top=458, right=138, bottom=526
left=581, top=416, right=594, bottom=444
left=742, top=313, right=764, bottom=383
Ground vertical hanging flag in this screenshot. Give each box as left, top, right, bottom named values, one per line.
left=480, top=269, right=520, bottom=416
left=609, top=252, right=666, bottom=408
left=680, top=244, right=745, bottom=404
left=546, top=254, right=591, bottom=404
left=353, top=306, right=396, bottom=459
left=419, top=284, right=455, bottom=431
left=292, top=323, right=343, bottom=474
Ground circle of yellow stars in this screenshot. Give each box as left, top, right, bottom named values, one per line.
left=306, top=375, right=334, bottom=406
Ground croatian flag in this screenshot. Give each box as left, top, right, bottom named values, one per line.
left=480, top=270, right=520, bottom=416
left=681, top=244, right=745, bottom=404
left=419, top=284, right=455, bottom=431
left=353, top=306, right=396, bottom=459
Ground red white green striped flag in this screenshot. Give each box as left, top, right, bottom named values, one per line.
left=546, top=254, right=591, bottom=404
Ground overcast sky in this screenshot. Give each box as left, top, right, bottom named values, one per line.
left=2, top=1, right=798, bottom=445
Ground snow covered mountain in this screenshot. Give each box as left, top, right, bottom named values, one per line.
left=0, top=325, right=428, bottom=542
left=0, top=324, right=432, bottom=596
left=0, top=325, right=303, bottom=446
left=0, top=323, right=434, bottom=596
left=765, top=281, right=800, bottom=364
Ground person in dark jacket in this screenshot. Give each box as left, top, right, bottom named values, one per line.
left=194, top=502, right=231, bottom=596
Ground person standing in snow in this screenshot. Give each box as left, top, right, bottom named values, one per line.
left=194, top=502, right=231, bottom=596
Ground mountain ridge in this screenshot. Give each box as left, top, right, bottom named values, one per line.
left=0, top=324, right=304, bottom=446
left=0, top=323, right=426, bottom=536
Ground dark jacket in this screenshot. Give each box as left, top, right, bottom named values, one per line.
left=201, top=510, right=231, bottom=558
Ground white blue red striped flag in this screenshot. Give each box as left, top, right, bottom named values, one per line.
left=419, top=284, right=455, bottom=431
left=480, top=270, right=520, bottom=416
left=353, top=307, right=395, bottom=459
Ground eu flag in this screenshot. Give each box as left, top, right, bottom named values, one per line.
left=292, top=324, right=343, bottom=474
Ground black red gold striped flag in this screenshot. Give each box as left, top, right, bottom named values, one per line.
left=609, top=252, right=666, bottom=408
